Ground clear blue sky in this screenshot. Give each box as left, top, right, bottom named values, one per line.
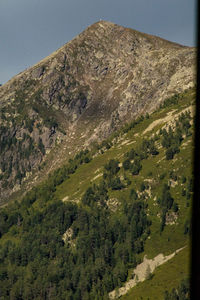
left=0, top=0, right=197, bottom=84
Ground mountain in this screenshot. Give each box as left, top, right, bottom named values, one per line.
left=0, top=20, right=195, bottom=204
left=0, top=85, right=195, bottom=299
left=0, top=20, right=195, bottom=298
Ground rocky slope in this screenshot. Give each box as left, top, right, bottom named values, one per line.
left=0, top=20, right=196, bottom=203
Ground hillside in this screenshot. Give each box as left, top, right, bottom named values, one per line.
left=0, top=20, right=196, bottom=203
left=0, top=87, right=194, bottom=299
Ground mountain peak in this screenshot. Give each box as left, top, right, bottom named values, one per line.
left=0, top=21, right=195, bottom=202
left=83, top=20, right=187, bottom=49
left=93, top=19, right=115, bottom=25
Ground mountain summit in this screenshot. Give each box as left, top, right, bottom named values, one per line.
left=0, top=21, right=195, bottom=203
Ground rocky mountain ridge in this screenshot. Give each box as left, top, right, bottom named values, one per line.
left=0, top=20, right=196, bottom=203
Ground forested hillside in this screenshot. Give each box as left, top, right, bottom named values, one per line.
left=0, top=87, right=194, bottom=299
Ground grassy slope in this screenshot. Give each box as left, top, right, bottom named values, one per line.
left=54, top=88, right=194, bottom=298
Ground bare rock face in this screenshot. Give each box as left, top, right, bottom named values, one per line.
left=0, top=20, right=196, bottom=203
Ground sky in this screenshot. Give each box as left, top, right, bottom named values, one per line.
left=0, top=0, right=197, bottom=84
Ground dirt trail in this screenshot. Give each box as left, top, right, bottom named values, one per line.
left=109, top=246, right=185, bottom=299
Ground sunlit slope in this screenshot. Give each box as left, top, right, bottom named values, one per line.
left=0, top=87, right=194, bottom=299
left=54, top=87, right=194, bottom=297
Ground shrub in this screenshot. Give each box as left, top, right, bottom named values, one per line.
left=169, top=171, right=177, bottom=181
left=149, top=145, right=159, bottom=155
left=129, top=189, right=138, bottom=201
left=181, top=175, right=186, bottom=184
left=159, top=173, right=166, bottom=180
left=130, top=159, right=142, bottom=175
left=182, top=189, right=186, bottom=196
left=160, top=184, right=174, bottom=210
left=110, top=177, right=124, bottom=190
left=172, top=202, right=178, bottom=212
left=140, top=182, right=146, bottom=192
left=38, top=138, right=45, bottom=155
left=104, top=159, right=120, bottom=175
left=122, top=159, right=131, bottom=170
left=166, top=145, right=179, bottom=160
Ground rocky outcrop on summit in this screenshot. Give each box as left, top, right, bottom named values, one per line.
left=0, top=20, right=195, bottom=203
